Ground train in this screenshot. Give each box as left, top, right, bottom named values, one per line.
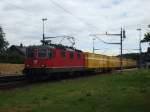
left=23, top=43, right=137, bottom=79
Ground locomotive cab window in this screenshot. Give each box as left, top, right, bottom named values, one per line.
left=77, top=53, right=81, bottom=59
left=61, top=50, right=66, bottom=58
left=48, top=49, right=54, bottom=59
left=38, top=48, right=47, bottom=58
left=70, top=52, right=74, bottom=59
left=26, top=48, right=34, bottom=58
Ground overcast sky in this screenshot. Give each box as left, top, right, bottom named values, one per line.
left=0, top=0, right=150, bottom=55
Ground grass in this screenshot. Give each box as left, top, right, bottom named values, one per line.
left=0, top=64, right=24, bottom=76
left=0, top=69, right=150, bottom=112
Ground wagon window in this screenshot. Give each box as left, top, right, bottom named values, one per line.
left=70, top=52, right=74, bottom=59
left=77, top=53, right=81, bottom=59
left=38, top=48, right=47, bottom=58
left=61, top=50, right=66, bottom=58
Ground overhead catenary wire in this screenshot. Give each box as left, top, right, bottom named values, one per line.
left=48, top=0, right=99, bottom=31
left=3, top=0, right=98, bottom=41
left=1, top=0, right=149, bottom=55
left=1, top=0, right=95, bottom=47
left=1, top=0, right=66, bottom=37
left=106, top=24, right=150, bottom=33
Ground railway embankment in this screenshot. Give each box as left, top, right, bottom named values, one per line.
left=0, top=63, right=24, bottom=76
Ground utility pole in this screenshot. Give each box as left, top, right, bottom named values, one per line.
left=120, top=28, right=123, bottom=70
left=137, top=28, right=142, bottom=68
left=90, top=28, right=126, bottom=71
left=106, top=28, right=125, bottom=71
left=42, top=18, right=47, bottom=45
left=93, top=38, right=95, bottom=53
left=92, top=37, right=101, bottom=53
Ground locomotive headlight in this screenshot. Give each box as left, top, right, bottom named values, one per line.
left=41, top=65, right=46, bottom=67
left=26, top=64, right=30, bottom=68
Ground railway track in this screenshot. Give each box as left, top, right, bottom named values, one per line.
left=0, top=68, right=138, bottom=90
left=0, top=75, right=29, bottom=89
left=0, top=75, right=25, bottom=83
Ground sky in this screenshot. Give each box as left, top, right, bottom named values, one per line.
left=0, top=0, right=150, bottom=55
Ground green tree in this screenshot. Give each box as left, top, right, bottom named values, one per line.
left=0, top=26, right=9, bottom=54
left=141, top=32, right=150, bottom=44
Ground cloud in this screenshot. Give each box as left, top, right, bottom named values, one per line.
left=0, top=0, right=150, bottom=55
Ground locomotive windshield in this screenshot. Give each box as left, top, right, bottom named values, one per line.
left=26, top=47, right=48, bottom=58
left=38, top=48, right=47, bottom=58
left=26, top=48, right=34, bottom=58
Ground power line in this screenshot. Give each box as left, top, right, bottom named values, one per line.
left=48, top=0, right=99, bottom=31
left=106, top=24, right=150, bottom=32
left=1, top=0, right=66, bottom=36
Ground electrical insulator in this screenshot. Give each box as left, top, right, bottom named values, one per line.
left=123, top=30, right=126, bottom=38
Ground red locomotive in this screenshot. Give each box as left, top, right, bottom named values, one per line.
left=24, top=44, right=85, bottom=79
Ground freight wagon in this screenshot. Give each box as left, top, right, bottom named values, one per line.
left=84, top=52, right=137, bottom=71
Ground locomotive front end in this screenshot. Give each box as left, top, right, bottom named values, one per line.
left=23, top=46, right=54, bottom=78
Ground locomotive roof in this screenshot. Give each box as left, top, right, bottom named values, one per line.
left=28, top=44, right=82, bottom=52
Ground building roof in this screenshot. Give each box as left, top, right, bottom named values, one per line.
left=9, top=45, right=26, bottom=56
